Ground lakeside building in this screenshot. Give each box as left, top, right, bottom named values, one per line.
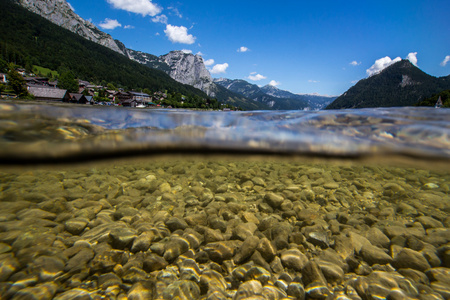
left=27, top=86, right=70, bottom=101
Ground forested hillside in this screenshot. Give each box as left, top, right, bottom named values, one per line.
left=326, top=60, right=450, bottom=109
left=0, top=0, right=208, bottom=99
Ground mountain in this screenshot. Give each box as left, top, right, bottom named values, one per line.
left=13, top=1, right=224, bottom=98
left=326, top=60, right=450, bottom=109
left=160, top=51, right=217, bottom=97
left=260, top=85, right=336, bottom=110
left=5, top=0, right=265, bottom=110
left=12, top=0, right=337, bottom=110
left=14, top=0, right=125, bottom=55
left=214, top=78, right=336, bottom=110
left=0, top=0, right=209, bottom=99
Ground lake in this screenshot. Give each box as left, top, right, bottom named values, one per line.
left=0, top=102, right=449, bottom=299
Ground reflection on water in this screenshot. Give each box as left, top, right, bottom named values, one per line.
left=0, top=103, right=449, bottom=299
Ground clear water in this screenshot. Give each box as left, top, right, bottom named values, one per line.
left=0, top=102, right=449, bottom=299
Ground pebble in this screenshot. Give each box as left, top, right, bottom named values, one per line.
left=394, top=248, right=431, bottom=272
left=280, top=248, right=308, bottom=271
left=127, top=281, right=155, bottom=299
left=360, top=244, right=393, bottom=265
left=0, top=159, right=448, bottom=300
left=162, top=280, right=200, bottom=299
left=234, top=236, right=259, bottom=264
left=163, top=237, right=190, bottom=262
left=307, top=231, right=330, bottom=248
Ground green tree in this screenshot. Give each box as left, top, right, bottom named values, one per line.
left=7, top=64, right=28, bottom=96
left=0, top=58, right=7, bottom=73
left=58, top=71, right=78, bottom=93
left=106, top=83, right=116, bottom=91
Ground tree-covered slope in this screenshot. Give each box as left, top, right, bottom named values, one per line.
left=415, top=90, right=450, bottom=108
left=326, top=60, right=450, bottom=109
left=0, top=0, right=208, bottom=98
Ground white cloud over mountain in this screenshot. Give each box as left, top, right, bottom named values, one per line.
left=367, top=52, right=419, bottom=76
left=366, top=56, right=401, bottom=76
left=269, top=80, right=280, bottom=86
left=210, top=63, right=229, bottom=74
left=106, top=0, right=162, bottom=17
left=237, top=46, right=249, bottom=53
left=247, top=73, right=267, bottom=81
left=164, top=25, right=196, bottom=44
left=407, top=52, right=418, bottom=66
left=441, top=55, right=450, bottom=67
left=204, top=59, right=215, bottom=66
left=99, top=18, right=122, bottom=30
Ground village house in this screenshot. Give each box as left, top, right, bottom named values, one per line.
left=117, top=91, right=154, bottom=107
left=24, top=77, right=56, bottom=87
left=120, top=99, right=138, bottom=107
left=113, top=91, right=132, bottom=103
left=27, top=86, right=70, bottom=101
left=129, top=91, right=151, bottom=102
left=68, top=93, right=89, bottom=104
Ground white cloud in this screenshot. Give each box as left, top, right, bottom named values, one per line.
left=196, top=51, right=204, bottom=56
left=210, top=63, right=229, bottom=74
left=124, top=25, right=134, bottom=29
left=406, top=52, right=418, bottom=66
left=106, top=0, right=162, bottom=17
left=99, top=18, right=122, bottom=30
left=168, top=6, right=182, bottom=18
left=164, top=24, right=196, bottom=44
left=237, top=46, right=249, bottom=53
left=181, top=49, right=192, bottom=54
left=67, top=2, right=75, bottom=11
left=350, top=61, right=361, bottom=66
left=204, top=59, right=215, bottom=66
left=151, top=14, right=168, bottom=24
left=308, top=80, right=319, bottom=83
left=247, top=73, right=267, bottom=81
left=440, top=55, right=450, bottom=67
left=366, top=56, right=401, bottom=76
left=268, top=80, right=280, bottom=87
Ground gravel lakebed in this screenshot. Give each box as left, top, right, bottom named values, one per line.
left=0, top=157, right=449, bottom=300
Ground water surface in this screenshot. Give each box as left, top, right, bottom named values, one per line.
left=0, top=102, right=449, bottom=300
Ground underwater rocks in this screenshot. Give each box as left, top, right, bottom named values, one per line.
left=0, top=159, right=449, bottom=299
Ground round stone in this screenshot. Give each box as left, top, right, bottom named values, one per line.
left=280, top=249, right=308, bottom=271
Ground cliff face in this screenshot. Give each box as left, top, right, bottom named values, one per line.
left=15, top=0, right=125, bottom=55
left=160, top=51, right=216, bottom=97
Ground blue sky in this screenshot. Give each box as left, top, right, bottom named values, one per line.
left=69, top=0, right=449, bottom=96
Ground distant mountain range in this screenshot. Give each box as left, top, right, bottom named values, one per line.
left=13, top=0, right=335, bottom=110
left=326, top=60, right=450, bottom=109
left=214, top=78, right=335, bottom=110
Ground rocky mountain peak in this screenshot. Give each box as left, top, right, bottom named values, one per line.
left=160, top=51, right=216, bottom=97
left=15, top=0, right=125, bottom=55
